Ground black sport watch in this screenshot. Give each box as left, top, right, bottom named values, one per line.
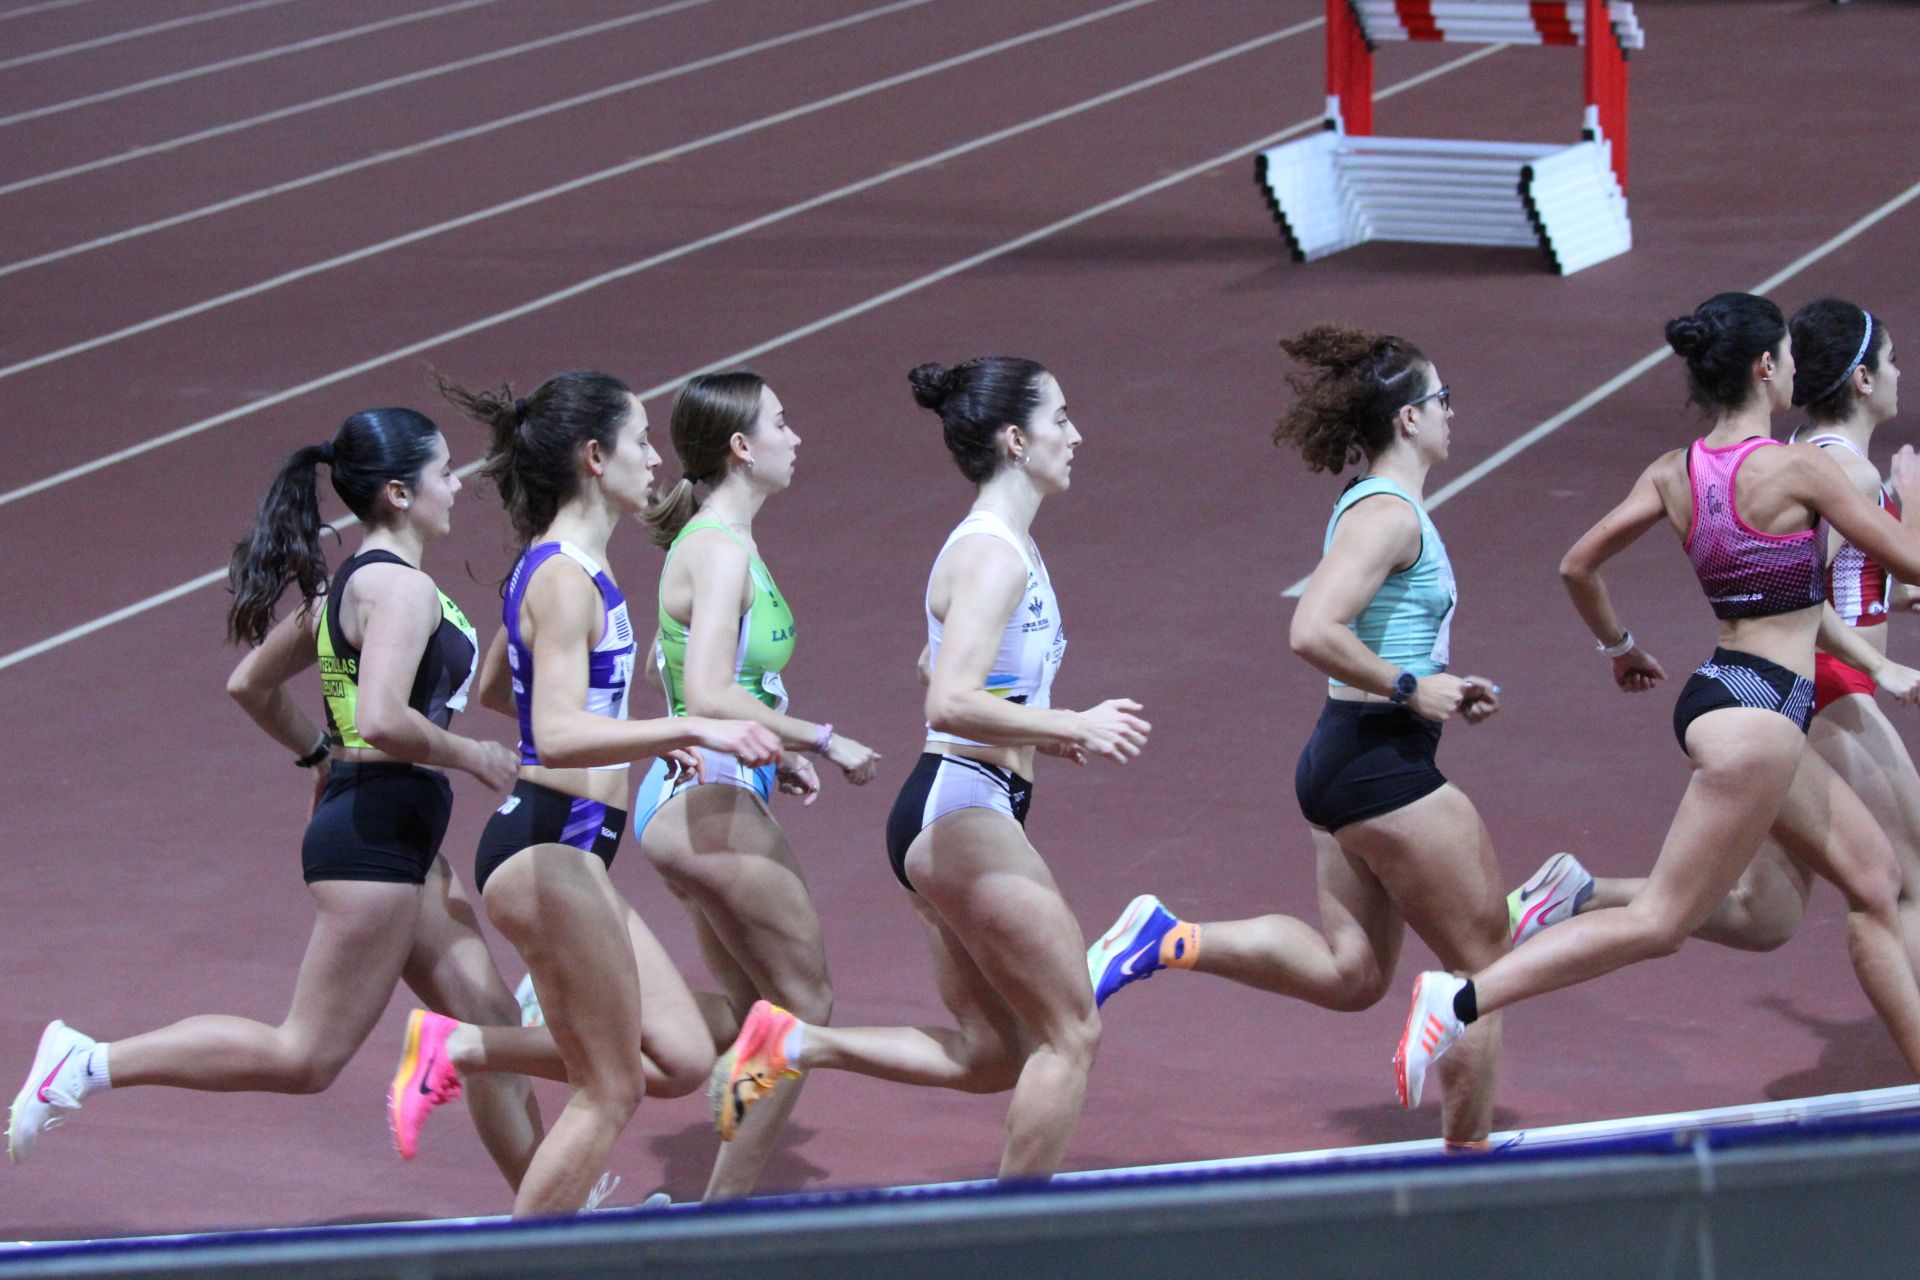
left=1389, top=669, right=1418, bottom=705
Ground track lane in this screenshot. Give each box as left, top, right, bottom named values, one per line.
left=3, top=0, right=1918, bottom=1240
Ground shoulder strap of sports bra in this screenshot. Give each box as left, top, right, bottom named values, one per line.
left=1800, top=431, right=1867, bottom=460
left=551, top=540, right=609, bottom=580
left=944, top=509, right=1038, bottom=577
left=666, top=518, right=773, bottom=596
left=1334, top=474, right=1417, bottom=514
left=324, top=549, right=414, bottom=663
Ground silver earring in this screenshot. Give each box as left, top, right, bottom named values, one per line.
left=745, top=458, right=755, bottom=470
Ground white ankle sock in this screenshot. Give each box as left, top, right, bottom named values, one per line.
left=782, top=1020, right=806, bottom=1070
left=81, top=1043, right=112, bottom=1095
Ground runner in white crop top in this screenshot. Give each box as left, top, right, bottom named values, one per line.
left=709, top=357, right=1148, bottom=1182
left=923, top=509, right=1066, bottom=748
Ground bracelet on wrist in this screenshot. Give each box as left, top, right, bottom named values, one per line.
left=294, top=736, right=331, bottom=768
left=812, top=722, right=835, bottom=754
left=1598, top=630, right=1636, bottom=660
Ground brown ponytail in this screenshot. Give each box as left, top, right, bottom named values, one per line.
left=641, top=370, right=766, bottom=548
left=437, top=369, right=634, bottom=545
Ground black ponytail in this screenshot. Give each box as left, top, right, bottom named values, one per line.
left=226, top=407, right=442, bottom=646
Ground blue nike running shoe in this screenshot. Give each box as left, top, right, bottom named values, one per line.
left=1087, top=894, right=1183, bottom=1007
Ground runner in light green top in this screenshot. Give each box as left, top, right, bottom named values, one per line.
left=655, top=518, right=796, bottom=716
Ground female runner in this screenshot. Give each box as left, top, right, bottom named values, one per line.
left=1085, top=325, right=1509, bottom=1149
left=631, top=371, right=879, bottom=1199
left=707, top=357, right=1148, bottom=1179
left=8, top=409, right=539, bottom=1188
left=410, top=371, right=780, bottom=1216
left=1397, top=293, right=1920, bottom=1107
left=1511, top=301, right=1920, bottom=964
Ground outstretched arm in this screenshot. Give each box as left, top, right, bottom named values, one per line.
left=924, top=535, right=1147, bottom=762
left=1560, top=461, right=1671, bottom=692
left=526, top=558, right=779, bottom=770
left=1798, top=444, right=1920, bottom=585
left=1293, top=495, right=1493, bottom=721
left=353, top=566, right=515, bottom=789
left=227, top=605, right=326, bottom=757
left=678, top=533, right=877, bottom=782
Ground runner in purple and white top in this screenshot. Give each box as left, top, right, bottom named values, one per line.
left=395, top=369, right=779, bottom=1219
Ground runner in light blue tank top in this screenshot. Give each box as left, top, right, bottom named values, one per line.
left=1084, top=326, right=1511, bottom=1153
left=1324, top=475, right=1458, bottom=685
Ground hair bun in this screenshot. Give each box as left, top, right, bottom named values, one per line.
left=315, top=440, right=335, bottom=465
left=1665, top=313, right=1719, bottom=360
left=908, top=363, right=954, bottom=411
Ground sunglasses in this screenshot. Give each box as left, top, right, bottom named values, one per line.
left=1407, top=384, right=1451, bottom=412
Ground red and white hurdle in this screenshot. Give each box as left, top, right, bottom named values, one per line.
left=1258, top=0, right=1642, bottom=275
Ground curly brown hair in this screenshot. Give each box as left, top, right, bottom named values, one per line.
left=1272, top=324, right=1428, bottom=473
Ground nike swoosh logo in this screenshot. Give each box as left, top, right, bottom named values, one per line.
left=1517, top=861, right=1565, bottom=902
left=1101, top=903, right=1146, bottom=948
left=36, top=1049, right=74, bottom=1104
left=417, top=1053, right=440, bottom=1095
left=1119, top=941, right=1157, bottom=976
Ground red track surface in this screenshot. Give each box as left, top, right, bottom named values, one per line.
left=3, top=0, right=1918, bottom=1240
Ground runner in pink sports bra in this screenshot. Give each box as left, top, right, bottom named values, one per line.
left=1393, top=291, right=1920, bottom=1114
left=1534, top=300, right=1920, bottom=979
left=1684, top=436, right=1825, bottom=621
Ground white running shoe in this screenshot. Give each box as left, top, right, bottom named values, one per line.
left=1507, top=852, right=1595, bottom=946
left=8, top=1020, right=96, bottom=1165
left=1393, top=972, right=1466, bottom=1109
left=640, top=1192, right=672, bottom=1211
left=515, top=973, right=545, bottom=1028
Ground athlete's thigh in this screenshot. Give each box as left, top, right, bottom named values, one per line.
left=1312, top=823, right=1405, bottom=978
left=1814, top=697, right=1920, bottom=883
left=908, top=810, right=1093, bottom=1039
left=1639, top=710, right=1804, bottom=924
left=651, top=785, right=827, bottom=986
left=605, top=886, right=711, bottom=1072
left=908, top=891, right=1025, bottom=1056
left=1770, top=735, right=1898, bottom=904
left=287, top=879, right=423, bottom=1043
left=1337, top=784, right=1504, bottom=971
left=401, top=856, right=516, bottom=1019
left=484, top=847, right=643, bottom=1077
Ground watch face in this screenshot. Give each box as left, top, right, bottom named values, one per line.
left=1395, top=671, right=1418, bottom=699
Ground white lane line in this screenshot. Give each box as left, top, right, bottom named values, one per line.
left=0, top=0, right=723, bottom=198
left=0, top=0, right=296, bottom=68
left=0, top=0, right=501, bottom=128
left=0, top=0, right=914, bottom=261
left=0, top=0, right=106, bottom=21
left=0, top=36, right=1508, bottom=676
left=0, top=0, right=1158, bottom=391
left=1280, top=174, right=1920, bottom=598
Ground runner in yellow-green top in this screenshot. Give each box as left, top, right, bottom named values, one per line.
left=633, top=371, right=879, bottom=1202
left=6, top=408, right=537, bottom=1192
left=653, top=517, right=797, bottom=727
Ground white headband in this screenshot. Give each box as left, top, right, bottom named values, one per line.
left=1816, top=311, right=1876, bottom=402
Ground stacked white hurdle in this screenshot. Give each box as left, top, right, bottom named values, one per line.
left=1258, top=1, right=1644, bottom=275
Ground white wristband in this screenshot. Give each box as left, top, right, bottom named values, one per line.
left=1598, top=630, right=1636, bottom=659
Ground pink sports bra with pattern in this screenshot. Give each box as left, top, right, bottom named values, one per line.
left=1683, top=437, right=1826, bottom=621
